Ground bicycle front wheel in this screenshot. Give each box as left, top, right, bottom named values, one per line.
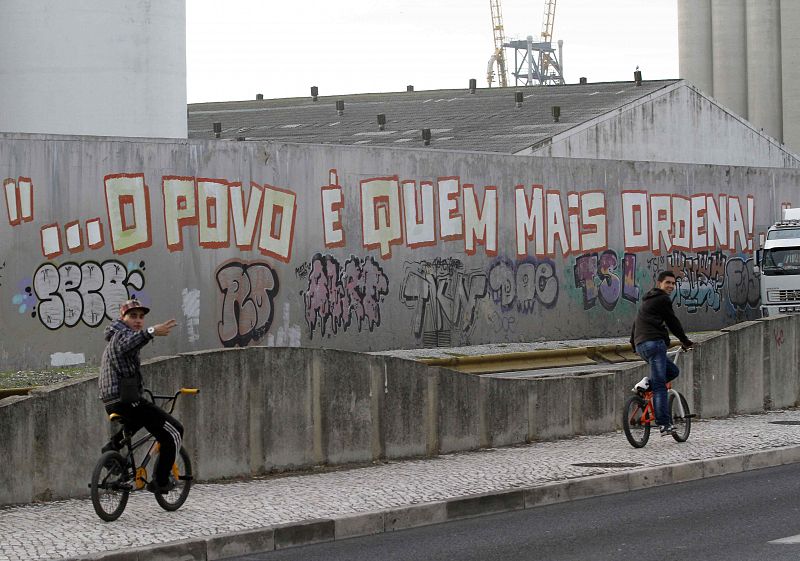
left=623, top=395, right=650, bottom=448
left=90, top=451, right=131, bottom=522
left=670, top=392, right=692, bottom=442
left=154, top=446, right=193, bottom=512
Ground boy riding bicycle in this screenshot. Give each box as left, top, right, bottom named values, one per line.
left=630, top=271, right=694, bottom=436
left=98, top=299, right=181, bottom=494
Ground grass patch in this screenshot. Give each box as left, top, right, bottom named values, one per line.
left=0, top=366, right=97, bottom=389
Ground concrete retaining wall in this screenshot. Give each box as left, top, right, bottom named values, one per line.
left=1, top=314, right=798, bottom=507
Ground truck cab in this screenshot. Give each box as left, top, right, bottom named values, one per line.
left=756, top=210, right=800, bottom=316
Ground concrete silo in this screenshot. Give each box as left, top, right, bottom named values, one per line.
left=711, top=0, right=748, bottom=117
left=746, top=0, right=782, bottom=141
left=679, top=0, right=800, bottom=154
left=0, top=0, right=187, bottom=138
left=678, top=0, right=713, bottom=95
left=782, top=0, right=800, bottom=152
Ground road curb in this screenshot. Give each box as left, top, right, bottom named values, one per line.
left=66, top=444, right=800, bottom=561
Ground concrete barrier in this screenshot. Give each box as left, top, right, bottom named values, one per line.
left=1, top=315, right=799, bottom=507
left=722, top=320, right=765, bottom=413
left=760, top=315, right=800, bottom=409
left=691, top=332, right=731, bottom=418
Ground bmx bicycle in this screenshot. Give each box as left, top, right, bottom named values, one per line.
left=622, top=347, right=694, bottom=448
left=89, top=387, right=198, bottom=521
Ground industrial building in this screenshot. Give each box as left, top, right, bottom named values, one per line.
left=188, top=78, right=800, bottom=168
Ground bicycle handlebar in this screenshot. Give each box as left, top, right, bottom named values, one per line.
left=143, top=387, right=199, bottom=414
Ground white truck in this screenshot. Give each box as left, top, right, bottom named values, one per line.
left=756, top=207, right=800, bottom=316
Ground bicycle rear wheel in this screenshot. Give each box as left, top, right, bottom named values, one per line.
left=623, top=395, right=650, bottom=448
left=670, top=392, right=692, bottom=442
left=90, top=451, right=131, bottom=522
left=154, top=446, right=193, bottom=511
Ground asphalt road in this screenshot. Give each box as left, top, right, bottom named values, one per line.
left=231, top=463, right=800, bottom=561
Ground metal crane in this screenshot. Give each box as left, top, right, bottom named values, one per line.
left=487, top=0, right=509, bottom=87
left=501, top=0, right=565, bottom=86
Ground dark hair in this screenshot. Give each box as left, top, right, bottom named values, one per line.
left=657, top=270, right=676, bottom=282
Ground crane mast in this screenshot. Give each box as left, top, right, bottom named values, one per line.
left=539, top=0, right=557, bottom=77
left=487, top=0, right=509, bottom=87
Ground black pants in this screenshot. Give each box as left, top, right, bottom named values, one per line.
left=105, top=400, right=184, bottom=486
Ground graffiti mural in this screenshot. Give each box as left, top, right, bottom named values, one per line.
left=573, top=251, right=638, bottom=311
left=216, top=261, right=279, bottom=347
left=31, top=260, right=146, bottom=330
left=725, top=257, right=760, bottom=311
left=400, top=257, right=487, bottom=346
left=304, top=254, right=389, bottom=338
left=644, top=251, right=758, bottom=314
left=487, top=257, right=559, bottom=313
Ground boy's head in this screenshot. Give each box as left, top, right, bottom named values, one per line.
left=656, top=271, right=677, bottom=294
left=119, top=299, right=149, bottom=331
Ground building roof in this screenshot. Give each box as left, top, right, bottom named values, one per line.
left=187, top=79, right=681, bottom=154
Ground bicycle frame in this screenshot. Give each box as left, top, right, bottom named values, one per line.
left=634, top=384, right=685, bottom=425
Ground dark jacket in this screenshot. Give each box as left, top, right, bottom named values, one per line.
left=630, top=288, right=692, bottom=349
left=98, top=319, right=154, bottom=404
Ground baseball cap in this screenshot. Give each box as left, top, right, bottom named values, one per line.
left=119, top=299, right=150, bottom=317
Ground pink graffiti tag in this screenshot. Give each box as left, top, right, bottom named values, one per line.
left=775, top=328, right=785, bottom=349
left=304, top=254, right=389, bottom=338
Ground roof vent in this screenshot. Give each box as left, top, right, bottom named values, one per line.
left=377, top=114, right=386, bottom=131
left=579, top=77, right=587, bottom=85
left=634, top=70, right=642, bottom=86
left=256, top=93, right=264, bottom=100
left=421, top=128, right=431, bottom=146
left=213, top=122, right=222, bottom=138
left=407, top=85, right=414, bottom=92
left=336, top=100, right=344, bottom=116
left=552, top=106, right=561, bottom=122
left=469, top=78, right=476, bottom=94
left=311, top=86, right=319, bottom=101
left=515, top=91, right=523, bottom=108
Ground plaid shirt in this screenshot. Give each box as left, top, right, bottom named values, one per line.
left=98, top=319, right=154, bottom=404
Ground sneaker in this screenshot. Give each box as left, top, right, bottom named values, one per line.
left=633, top=377, right=650, bottom=393
left=659, top=424, right=677, bottom=436
left=146, top=479, right=176, bottom=494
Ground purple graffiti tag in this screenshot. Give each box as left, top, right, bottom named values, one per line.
left=597, top=250, right=621, bottom=311
left=574, top=254, right=599, bottom=310
left=574, top=251, right=640, bottom=311
left=487, top=258, right=558, bottom=313
left=623, top=253, right=640, bottom=302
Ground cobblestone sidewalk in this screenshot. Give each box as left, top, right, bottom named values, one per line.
left=2, top=409, right=800, bottom=561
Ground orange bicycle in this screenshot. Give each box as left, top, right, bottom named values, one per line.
left=622, top=348, right=693, bottom=448
left=89, top=388, right=198, bottom=521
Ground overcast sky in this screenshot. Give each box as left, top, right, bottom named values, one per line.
left=186, top=0, right=678, bottom=103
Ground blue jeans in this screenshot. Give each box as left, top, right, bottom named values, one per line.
left=635, top=339, right=680, bottom=427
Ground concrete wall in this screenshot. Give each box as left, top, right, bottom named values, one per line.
left=1, top=133, right=798, bottom=369
left=527, top=83, right=797, bottom=168
left=1, top=315, right=798, bottom=507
